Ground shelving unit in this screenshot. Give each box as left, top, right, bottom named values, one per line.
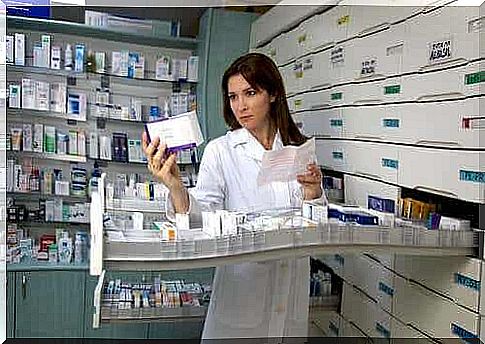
left=7, top=16, right=200, bottom=50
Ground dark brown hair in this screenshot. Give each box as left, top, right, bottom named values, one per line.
left=222, top=53, right=307, bottom=146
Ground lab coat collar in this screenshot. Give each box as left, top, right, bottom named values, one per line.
left=228, top=128, right=283, bottom=161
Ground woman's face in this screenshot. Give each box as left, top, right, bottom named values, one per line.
left=227, top=73, right=275, bottom=132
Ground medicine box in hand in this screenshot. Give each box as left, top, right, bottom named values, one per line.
left=144, top=110, right=203, bottom=153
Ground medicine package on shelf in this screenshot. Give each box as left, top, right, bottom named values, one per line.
left=144, top=110, right=203, bottom=153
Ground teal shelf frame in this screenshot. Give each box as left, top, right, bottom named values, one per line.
left=7, top=15, right=200, bottom=50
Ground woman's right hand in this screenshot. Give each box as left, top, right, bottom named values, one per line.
left=142, top=132, right=183, bottom=191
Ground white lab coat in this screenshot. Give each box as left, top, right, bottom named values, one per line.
left=167, top=128, right=326, bottom=340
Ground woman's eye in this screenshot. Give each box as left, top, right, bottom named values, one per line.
left=247, top=90, right=256, bottom=96
left=228, top=95, right=236, bottom=100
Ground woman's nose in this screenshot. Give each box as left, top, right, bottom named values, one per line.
left=238, top=96, right=248, bottom=111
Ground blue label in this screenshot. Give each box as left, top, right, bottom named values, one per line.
left=382, top=158, right=399, bottom=169
left=378, top=282, right=395, bottom=297
left=330, top=119, right=343, bottom=127
left=454, top=273, right=480, bottom=292
left=333, top=152, right=344, bottom=160
left=5, top=0, right=50, bottom=18
left=375, top=322, right=390, bottom=339
left=459, top=170, right=485, bottom=184
left=382, top=118, right=400, bottom=128
left=368, top=195, right=395, bottom=213
left=329, top=321, right=339, bottom=335
left=450, top=323, right=478, bottom=343
left=334, top=254, right=344, bottom=266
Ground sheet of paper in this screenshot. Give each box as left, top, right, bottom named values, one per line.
left=257, top=138, right=316, bottom=186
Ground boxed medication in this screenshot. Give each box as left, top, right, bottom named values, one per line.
left=8, top=84, right=21, bottom=108
left=35, top=81, right=50, bottom=111
left=6, top=35, right=14, bottom=64
left=14, top=33, right=25, bottom=66
left=33, top=124, right=43, bottom=152
left=21, top=79, right=35, bottom=109
left=145, top=110, right=203, bottom=153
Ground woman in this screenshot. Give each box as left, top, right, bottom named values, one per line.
left=143, top=53, right=326, bottom=340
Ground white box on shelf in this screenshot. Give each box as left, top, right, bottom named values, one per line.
left=350, top=24, right=405, bottom=82
left=21, top=79, right=35, bottom=109
left=402, top=6, right=483, bottom=75
left=187, top=56, right=199, bottom=82
left=350, top=76, right=404, bottom=106
left=344, top=254, right=394, bottom=313
left=341, top=282, right=391, bottom=339
left=308, top=49, right=332, bottom=90
left=393, top=274, right=480, bottom=339
left=276, top=30, right=299, bottom=65
left=344, top=174, right=400, bottom=212
left=395, top=255, right=482, bottom=314
left=89, top=132, right=99, bottom=159
left=14, top=33, right=25, bottom=66
left=69, top=130, right=78, bottom=155
left=50, top=83, right=67, bottom=113
left=401, top=60, right=483, bottom=102
left=292, top=108, right=343, bottom=138
left=32, top=124, right=43, bottom=153
left=346, top=141, right=400, bottom=185
left=41, top=35, right=51, bottom=68
left=51, top=46, right=61, bottom=69
left=346, top=5, right=416, bottom=40
left=155, top=56, right=171, bottom=80
left=342, top=97, right=483, bottom=149
left=35, top=81, right=50, bottom=111
left=22, top=124, right=32, bottom=152
left=8, top=84, right=21, bottom=108
left=67, top=92, right=87, bottom=120
left=6, top=35, right=14, bottom=64
left=315, top=139, right=349, bottom=173
left=327, top=42, right=354, bottom=86
left=398, top=145, right=484, bottom=203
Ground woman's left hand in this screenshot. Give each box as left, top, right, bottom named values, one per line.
left=297, top=162, right=323, bottom=200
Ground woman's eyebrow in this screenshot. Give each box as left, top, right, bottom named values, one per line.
left=228, top=87, right=255, bottom=95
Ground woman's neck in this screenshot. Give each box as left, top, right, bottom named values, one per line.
left=249, top=121, right=276, bottom=150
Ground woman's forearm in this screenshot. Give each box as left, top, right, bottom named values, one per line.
left=170, top=185, right=190, bottom=213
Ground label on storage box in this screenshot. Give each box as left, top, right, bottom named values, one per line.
left=454, top=273, right=480, bottom=291
left=450, top=323, right=478, bottom=342
left=382, top=119, right=400, bottom=128
left=429, top=39, right=452, bottom=63
left=459, top=170, right=485, bottom=184
left=382, top=158, right=399, bottom=169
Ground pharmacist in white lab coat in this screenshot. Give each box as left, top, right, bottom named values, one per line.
left=143, top=53, right=326, bottom=341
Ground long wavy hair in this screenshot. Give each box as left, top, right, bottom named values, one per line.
left=222, top=53, right=307, bottom=146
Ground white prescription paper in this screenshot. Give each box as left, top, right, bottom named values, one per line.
left=145, top=110, right=204, bottom=151
left=257, top=137, right=316, bottom=186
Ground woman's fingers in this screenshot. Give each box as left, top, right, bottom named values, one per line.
left=144, top=136, right=160, bottom=158
left=161, top=153, right=177, bottom=175
left=152, top=143, right=167, bottom=170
